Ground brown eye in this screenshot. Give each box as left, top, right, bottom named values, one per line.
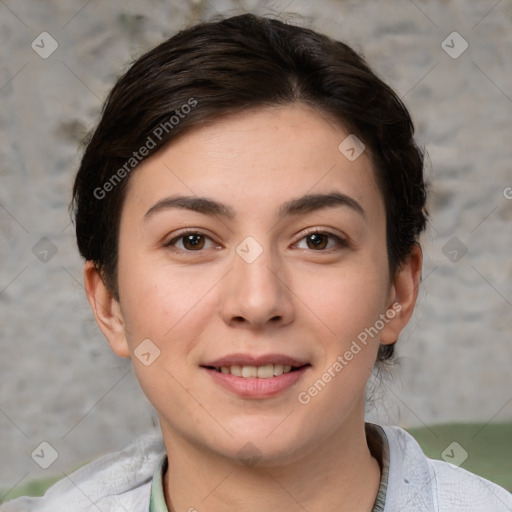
left=181, top=233, right=205, bottom=250
left=295, top=231, right=348, bottom=251
left=305, top=233, right=329, bottom=250
left=165, top=231, right=218, bottom=252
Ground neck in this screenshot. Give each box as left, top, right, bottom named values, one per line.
left=161, top=417, right=381, bottom=512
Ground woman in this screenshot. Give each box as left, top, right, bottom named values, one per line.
left=3, top=12, right=511, bottom=512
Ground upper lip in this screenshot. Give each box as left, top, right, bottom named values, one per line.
left=202, top=353, right=310, bottom=368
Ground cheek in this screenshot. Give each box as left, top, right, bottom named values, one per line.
left=117, top=261, right=213, bottom=419
left=116, top=256, right=227, bottom=410
left=294, top=268, right=389, bottom=413
left=117, top=248, right=215, bottom=344
left=305, top=261, right=390, bottom=344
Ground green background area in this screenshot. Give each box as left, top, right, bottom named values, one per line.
left=1, top=423, right=511, bottom=504
left=406, top=423, right=512, bottom=492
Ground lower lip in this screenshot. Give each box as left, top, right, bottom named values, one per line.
left=203, top=366, right=310, bottom=399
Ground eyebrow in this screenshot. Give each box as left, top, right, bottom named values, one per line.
left=143, top=191, right=366, bottom=222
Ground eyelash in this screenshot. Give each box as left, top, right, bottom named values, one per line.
left=296, top=228, right=349, bottom=251
left=164, top=228, right=349, bottom=254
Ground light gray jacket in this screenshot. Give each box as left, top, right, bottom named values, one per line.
left=1, top=425, right=511, bottom=511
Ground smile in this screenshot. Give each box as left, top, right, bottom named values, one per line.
left=201, top=355, right=311, bottom=398
left=213, top=364, right=296, bottom=378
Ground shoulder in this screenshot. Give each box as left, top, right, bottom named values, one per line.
left=0, top=430, right=165, bottom=512
left=378, top=424, right=512, bottom=512
left=427, top=457, right=512, bottom=511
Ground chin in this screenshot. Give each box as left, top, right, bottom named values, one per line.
left=211, top=418, right=316, bottom=467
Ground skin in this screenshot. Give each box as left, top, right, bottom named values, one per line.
left=85, top=103, right=422, bottom=512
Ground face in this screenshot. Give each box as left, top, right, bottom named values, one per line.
left=87, top=103, right=419, bottom=466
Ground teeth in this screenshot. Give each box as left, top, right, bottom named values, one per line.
left=230, top=365, right=242, bottom=377
left=217, top=364, right=297, bottom=378
left=273, top=364, right=284, bottom=376
left=241, top=365, right=257, bottom=378
left=257, top=364, right=274, bottom=378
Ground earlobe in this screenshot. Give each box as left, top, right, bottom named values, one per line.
left=83, top=261, right=131, bottom=358
left=380, top=244, right=423, bottom=345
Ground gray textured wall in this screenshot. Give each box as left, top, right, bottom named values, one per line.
left=1, top=0, right=511, bottom=492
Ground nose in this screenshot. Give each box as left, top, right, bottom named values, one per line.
left=220, top=241, right=295, bottom=330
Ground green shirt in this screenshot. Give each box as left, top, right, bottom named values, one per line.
left=149, top=423, right=389, bottom=512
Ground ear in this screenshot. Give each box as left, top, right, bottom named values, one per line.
left=380, top=243, right=423, bottom=345
left=83, top=260, right=130, bottom=358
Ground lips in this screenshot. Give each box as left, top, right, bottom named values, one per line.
left=201, top=353, right=311, bottom=398
left=202, top=353, right=310, bottom=369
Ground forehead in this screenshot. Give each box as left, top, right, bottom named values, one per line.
left=121, top=103, right=383, bottom=220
